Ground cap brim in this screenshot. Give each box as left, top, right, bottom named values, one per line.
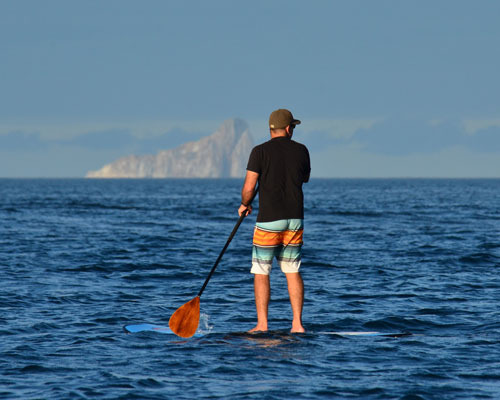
left=292, top=119, right=301, bottom=125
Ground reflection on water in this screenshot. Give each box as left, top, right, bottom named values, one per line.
left=224, top=330, right=303, bottom=348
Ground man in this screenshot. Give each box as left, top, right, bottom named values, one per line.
left=238, top=109, right=311, bottom=333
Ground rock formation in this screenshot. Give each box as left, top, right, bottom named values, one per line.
left=86, top=118, right=254, bottom=178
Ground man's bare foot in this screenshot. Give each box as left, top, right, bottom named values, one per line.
left=291, top=324, right=306, bottom=333
left=248, top=325, right=268, bottom=333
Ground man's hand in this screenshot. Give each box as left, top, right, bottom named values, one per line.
left=238, top=204, right=252, bottom=217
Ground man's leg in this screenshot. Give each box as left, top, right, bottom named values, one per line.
left=285, top=272, right=305, bottom=333
left=249, top=274, right=270, bottom=332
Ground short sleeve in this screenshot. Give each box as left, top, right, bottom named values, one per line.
left=246, top=146, right=261, bottom=174
left=303, top=146, right=311, bottom=182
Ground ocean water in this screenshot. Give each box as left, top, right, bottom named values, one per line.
left=1, top=178, right=499, bottom=400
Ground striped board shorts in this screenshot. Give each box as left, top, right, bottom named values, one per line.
left=251, top=219, right=304, bottom=275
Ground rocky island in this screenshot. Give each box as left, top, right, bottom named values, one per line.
left=86, top=118, right=254, bottom=178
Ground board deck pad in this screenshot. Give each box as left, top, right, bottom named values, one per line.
left=123, top=323, right=411, bottom=338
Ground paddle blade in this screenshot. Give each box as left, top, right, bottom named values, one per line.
left=169, top=296, right=200, bottom=338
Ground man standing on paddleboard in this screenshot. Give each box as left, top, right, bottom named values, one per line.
left=238, top=109, right=311, bottom=333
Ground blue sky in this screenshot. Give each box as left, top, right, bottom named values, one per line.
left=1, top=0, right=499, bottom=177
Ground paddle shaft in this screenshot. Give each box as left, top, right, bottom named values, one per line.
left=197, top=186, right=258, bottom=297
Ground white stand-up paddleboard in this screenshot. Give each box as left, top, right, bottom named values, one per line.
left=124, top=323, right=411, bottom=338
left=319, top=331, right=412, bottom=338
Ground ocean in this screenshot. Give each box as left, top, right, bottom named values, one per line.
left=1, top=178, right=499, bottom=399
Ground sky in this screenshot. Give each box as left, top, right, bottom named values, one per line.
left=1, top=0, right=500, bottom=178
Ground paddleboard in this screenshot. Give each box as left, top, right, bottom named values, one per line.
left=124, top=323, right=173, bottom=334
left=123, top=323, right=411, bottom=338
left=320, top=331, right=412, bottom=338
left=123, top=323, right=207, bottom=338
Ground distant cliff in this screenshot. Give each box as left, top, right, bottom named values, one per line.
left=86, top=118, right=254, bottom=178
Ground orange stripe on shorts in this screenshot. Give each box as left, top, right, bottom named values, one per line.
left=253, top=227, right=303, bottom=247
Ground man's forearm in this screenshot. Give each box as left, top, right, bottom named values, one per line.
left=241, top=170, right=259, bottom=206
left=241, top=188, right=255, bottom=206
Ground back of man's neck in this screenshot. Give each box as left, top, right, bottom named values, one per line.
left=270, top=132, right=290, bottom=139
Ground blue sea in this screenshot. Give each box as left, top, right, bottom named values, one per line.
left=1, top=178, right=499, bottom=399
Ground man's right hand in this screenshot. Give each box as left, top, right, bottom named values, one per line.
left=238, top=204, right=252, bottom=217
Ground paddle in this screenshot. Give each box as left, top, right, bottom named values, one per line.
left=169, top=187, right=258, bottom=338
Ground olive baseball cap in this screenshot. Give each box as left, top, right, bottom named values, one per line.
left=269, top=109, right=301, bottom=129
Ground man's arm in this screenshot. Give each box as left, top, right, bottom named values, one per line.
left=238, top=170, right=259, bottom=216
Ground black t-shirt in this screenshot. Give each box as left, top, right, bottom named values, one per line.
left=247, top=136, right=311, bottom=222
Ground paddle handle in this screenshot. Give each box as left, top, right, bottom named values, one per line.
left=197, top=185, right=258, bottom=297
